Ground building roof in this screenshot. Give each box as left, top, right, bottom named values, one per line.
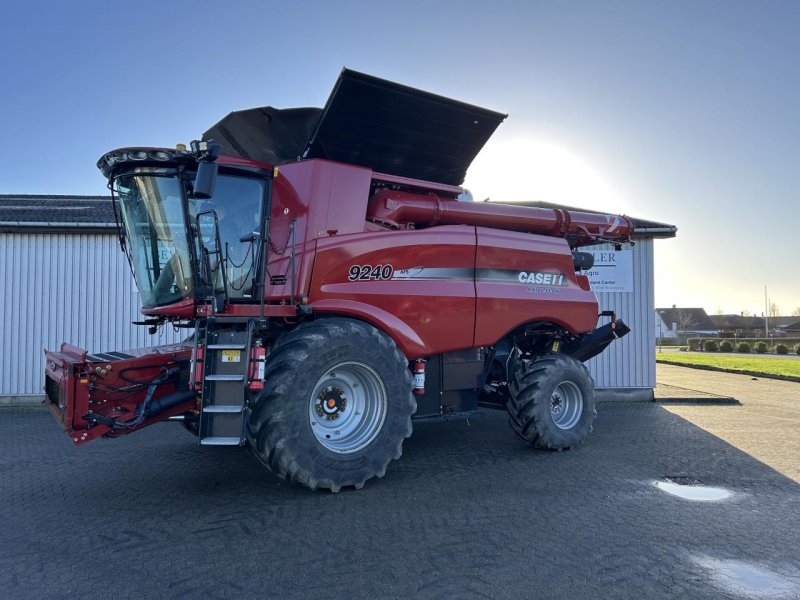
left=497, top=200, right=677, bottom=239
left=773, top=316, right=799, bottom=327
left=780, top=320, right=800, bottom=332
left=0, top=195, right=117, bottom=233
left=2, top=194, right=678, bottom=239
left=656, top=307, right=717, bottom=331
left=709, top=314, right=763, bottom=330
left=709, top=314, right=797, bottom=331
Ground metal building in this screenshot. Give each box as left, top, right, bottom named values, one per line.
left=588, top=236, right=668, bottom=401
left=1, top=195, right=675, bottom=404
left=0, top=196, right=184, bottom=403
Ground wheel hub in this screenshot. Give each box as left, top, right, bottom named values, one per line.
left=308, top=363, right=388, bottom=454
left=315, top=385, right=347, bottom=420
left=549, top=381, right=584, bottom=430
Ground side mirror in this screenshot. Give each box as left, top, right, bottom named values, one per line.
left=190, top=139, right=222, bottom=199
left=194, top=162, right=218, bottom=199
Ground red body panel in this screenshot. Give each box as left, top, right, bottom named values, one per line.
left=309, top=226, right=477, bottom=357
left=259, top=160, right=373, bottom=303
left=273, top=160, right=373, bottom=240
left=474, top=228, right=598, bottom=346
left=305, top=223, right=599, bottom=357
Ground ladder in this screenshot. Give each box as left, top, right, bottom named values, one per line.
left=196, top=318, right=252, bottom=445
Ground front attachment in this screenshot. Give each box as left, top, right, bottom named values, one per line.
left=44, top=343, right=195, bottom=445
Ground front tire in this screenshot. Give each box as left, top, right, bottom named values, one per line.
left=507, top=353, right=596, bottom=449
left=247, top=318, right=415, bottom=492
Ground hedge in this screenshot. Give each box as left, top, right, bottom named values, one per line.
left=687, top=337, right=800, bottom=352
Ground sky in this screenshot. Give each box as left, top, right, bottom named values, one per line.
left=1, top=0, right=798, bottom=316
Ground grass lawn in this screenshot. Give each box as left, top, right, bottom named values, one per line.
left=656, top=352, right=800, bottom=379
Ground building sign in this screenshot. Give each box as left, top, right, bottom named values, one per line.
left=580, top=249, right=633, bottom=293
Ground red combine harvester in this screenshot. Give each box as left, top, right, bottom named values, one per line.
left=45, top=70, right=633, bottom=491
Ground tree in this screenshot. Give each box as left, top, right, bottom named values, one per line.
left=742, top=309, right=753, bottom=317
left=674, top=309, right=696, bottom=336
left=769, top=302, right=780, bottom=318
left=792, top=306, right=800, bottom=317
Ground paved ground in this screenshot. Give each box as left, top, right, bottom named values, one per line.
left=2, top=365, right=799, bottom=599
left=656, top=363, right=800, bottom=483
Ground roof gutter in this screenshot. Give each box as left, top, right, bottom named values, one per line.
left=0, top=221, right=117, bottom=234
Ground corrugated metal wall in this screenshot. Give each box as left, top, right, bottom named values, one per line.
left=0, top=233, right=184, bottom=396
left=586, top=239, right=656, bottom=389
left=1, top=232, right=656, bottom=396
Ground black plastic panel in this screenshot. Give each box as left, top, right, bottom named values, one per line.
left=304, top=69, right=506, bottom=185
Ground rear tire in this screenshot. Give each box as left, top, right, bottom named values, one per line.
left=507, top=353, right=596, bottom=449
left=246, top=318, right=415, bottom=492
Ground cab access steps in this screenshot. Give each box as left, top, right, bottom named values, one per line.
left=194, top=321, right=252, bottom=446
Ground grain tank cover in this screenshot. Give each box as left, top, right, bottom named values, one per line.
left=203, top=70, right=506, bottom=185
left=203, top=107, right=322, bottom=166
left=303, top=69, right=507, bottom=186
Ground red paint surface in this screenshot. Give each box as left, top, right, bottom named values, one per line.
left=474, top=228, right=598, bottom=346
left=310, top=226, right=477, bottom=356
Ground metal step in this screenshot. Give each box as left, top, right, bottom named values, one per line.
left=207, top=344, right=247, bottom=350
left=204, top=374, right=245, bottom=381
left=198, top=324, right=251, bottom=446
left=200, top=437, right=242, bottom=446
left=203, top=405, right=243, bottom=413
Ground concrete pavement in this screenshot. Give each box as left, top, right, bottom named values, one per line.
left=656, top=362, right=800, bottom=483
left=2, top=363, right=799, bottom=599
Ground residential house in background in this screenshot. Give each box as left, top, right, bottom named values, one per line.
left=778, top=320, right=800, bottom=336
left=655, top=306, right=717, bottom=342
left=710, top=314, right=798, bottom=338
left=710, top=314, right=767, bottom=338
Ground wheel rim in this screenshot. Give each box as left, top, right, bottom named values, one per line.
left=309, top=362, right=387, bottom=454
left=549, top=381, right=583, bottom=430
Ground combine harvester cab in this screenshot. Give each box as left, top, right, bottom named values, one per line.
left=44, top=69, right=633, bottom=491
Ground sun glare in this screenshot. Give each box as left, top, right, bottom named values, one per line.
left=463, top=139, right=624, bottom=212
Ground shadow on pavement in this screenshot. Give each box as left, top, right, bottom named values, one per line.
left=0, top=404, right=798, bottom=599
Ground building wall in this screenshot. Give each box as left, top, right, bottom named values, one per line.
left=0, top=232, right=184, bottom=396
left=1, top=231, right=658, bottom=397
left=585, top=238, right=656, bottom=390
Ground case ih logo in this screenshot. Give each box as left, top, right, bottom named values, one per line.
left=517, top=271, right=567, bottom=286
